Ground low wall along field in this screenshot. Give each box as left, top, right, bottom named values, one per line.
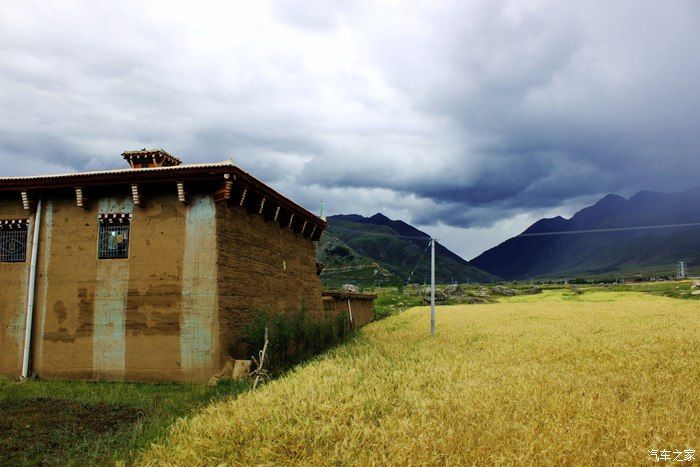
left=141, top=290, right=700, bottom=465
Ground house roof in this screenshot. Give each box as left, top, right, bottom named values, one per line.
left=322, top=291, right=377, bottom=300
left=0, top=160, right=327, bottom=239
left=0, top=161, right=231, bottom=184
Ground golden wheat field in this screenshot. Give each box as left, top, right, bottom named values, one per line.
left=141, top=290, right=699, bottom=465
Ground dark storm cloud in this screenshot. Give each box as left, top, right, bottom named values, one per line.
left=1, top=0, right=699, bottom=241
left=294, top=0, right=700, bottom=228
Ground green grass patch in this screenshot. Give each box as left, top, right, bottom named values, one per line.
left=373, top=286, right=424, bottom=318
left=603, top=281, right=700, bottom=300
left=0, top=377, right=250, bottom=465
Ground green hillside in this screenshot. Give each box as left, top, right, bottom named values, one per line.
left=316, top=214, right=494, bottom=287
left=315, top=232, right=383, bottom=288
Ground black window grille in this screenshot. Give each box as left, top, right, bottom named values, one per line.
left=0, top=219, right=29, bottom=262
left=98, top=213, right=132, bottom=259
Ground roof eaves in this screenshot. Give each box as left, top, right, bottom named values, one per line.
left=0, top=160, right=327, bottom=229
left=0, top=161, right=235, bottom=182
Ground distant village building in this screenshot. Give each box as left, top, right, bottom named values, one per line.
left=0, top=149, right=371, bottom=382
left=322, top=291, right=377, bottom=328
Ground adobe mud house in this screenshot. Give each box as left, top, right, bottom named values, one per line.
left=0, top=149, right=336, bottom=382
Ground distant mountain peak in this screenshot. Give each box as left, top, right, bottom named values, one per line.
left=472, top=187, right=700, bottom=279
left=523, top=215, right=568, bottom=234
left=585, top=193, right=626, bottom=211
left=369, top=212, right=391, bottom=221
left=329, top=214, right=368, bottom=223
left=599, top=193, right=625, bottom=203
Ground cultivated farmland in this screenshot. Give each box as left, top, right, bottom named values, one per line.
left=141, top=290, right=700, bottom=465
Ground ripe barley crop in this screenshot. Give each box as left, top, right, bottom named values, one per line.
left=141, top=291, right=699, bottom=466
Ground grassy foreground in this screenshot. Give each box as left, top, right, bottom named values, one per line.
left=0, top=378, right=249, bottom=465
left=141, top=290, right=699, bottom=465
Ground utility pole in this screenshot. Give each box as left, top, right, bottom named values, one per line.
left=677, top=261, right=686, bottom=280
left=430, top=237, right=436, bottom=338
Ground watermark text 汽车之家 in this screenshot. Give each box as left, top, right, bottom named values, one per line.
left=648, top=449, right=695, bottom=462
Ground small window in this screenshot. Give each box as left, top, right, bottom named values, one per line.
left=98, top=213, right=132, bottom=259
left=0, top=219, right=29, bottom=262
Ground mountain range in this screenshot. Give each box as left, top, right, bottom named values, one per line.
left=471, top=186, right=700, bottom=280
left=316, top=213, right=494, bottom=287
left=316, top=187, right=700, bottom=284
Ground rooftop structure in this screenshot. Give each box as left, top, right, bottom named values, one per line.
left=122, top=148, right=183, bottom=168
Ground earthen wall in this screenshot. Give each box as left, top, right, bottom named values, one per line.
left=216, top=203, right=324, bottom=359
left=0, top=187, right=220, bottom=382
left=321, top=293, right=376, bottom=328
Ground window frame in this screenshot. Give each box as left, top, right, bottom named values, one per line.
left=97, top=213, right=132, bottom=260
left=0, top=219, right=29, bottom=263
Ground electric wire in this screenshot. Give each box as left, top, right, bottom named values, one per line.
left=405, top=240, right=432, bottom=286
left=326, top=225, right=432, bottom=241
left=518, top=222, right=700, bottom=237
left=321, top=226, right=433, bottom=284
left=329, top=220, right=700, bottom=241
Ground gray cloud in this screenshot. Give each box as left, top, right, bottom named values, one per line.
left=0, top=0, right=698, bottom=257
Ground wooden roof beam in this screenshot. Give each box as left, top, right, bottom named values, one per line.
left=177, top=181, right=189, bottom=204
left=75, top=187, right=88, bottom=208
left=131, top=184, right=142, bottom=207
left=214, top=180, right=234, bottom=203
left=20, top=191, right=34, bottom=211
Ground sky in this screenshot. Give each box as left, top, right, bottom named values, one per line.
left=1, top=0, right=699, bottom=259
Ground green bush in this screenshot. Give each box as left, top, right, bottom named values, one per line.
left=242, top=304, right=352, bottom=373
left=241, top=308, right=271, bottom=355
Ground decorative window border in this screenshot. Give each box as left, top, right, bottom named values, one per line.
left=0, top=219, right=29, bottom=262
left=0, top=219, right=29, bottom=230
left=99, top=213, right=132, bottom=224
left=97, top=213, right=132, bottom=259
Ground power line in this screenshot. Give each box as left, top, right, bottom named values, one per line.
left=326, top=225, right=431, bottom=241
left=323, top=225, right=435, bottom=285
left=518, top=222, right=700, bottom=237
left=328, top=220, right=700, bottom=246
left=405, top=240, right=432, bottom=285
